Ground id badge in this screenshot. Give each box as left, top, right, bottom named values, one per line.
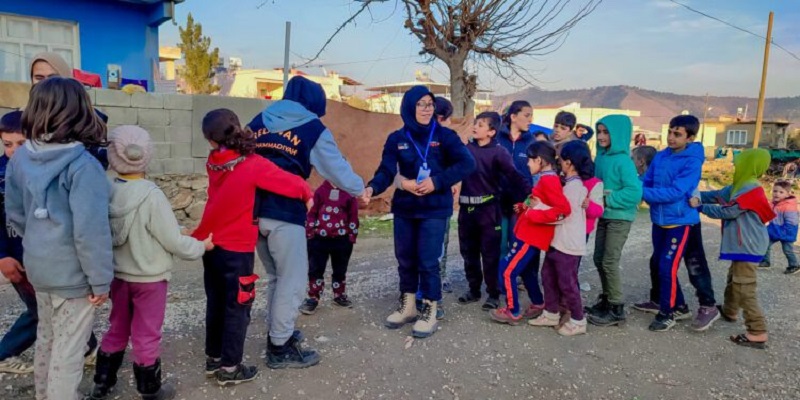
left=416, top=164, right=431, bottom=184
left=329, top=189, right=340, bottom=201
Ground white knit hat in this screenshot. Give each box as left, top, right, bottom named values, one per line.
left=108, top=125, right=153, bottom=174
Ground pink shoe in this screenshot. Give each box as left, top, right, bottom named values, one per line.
left=557, top=318, right=587, bottom=336
left=528, top=310, right=560, bottom=327
left=489, top=307, right=523, bottom=326
left=523, top=303, right=545, bottom=319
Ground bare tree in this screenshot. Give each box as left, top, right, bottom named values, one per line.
left=300, top=0, right=601, bottom=118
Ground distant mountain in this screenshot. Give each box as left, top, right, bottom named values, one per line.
left=494, top=86, right=800, bottom=131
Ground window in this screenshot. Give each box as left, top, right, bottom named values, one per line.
left=0, top=13, right=80, bottom=83
left=727, top=130, right=748, bottom=146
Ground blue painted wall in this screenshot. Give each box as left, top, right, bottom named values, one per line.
left=0, top=0, right=170, bottom=90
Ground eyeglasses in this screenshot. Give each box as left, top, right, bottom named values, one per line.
left=416, top=102, right=434, bottom=110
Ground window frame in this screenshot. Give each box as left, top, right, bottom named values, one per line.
left=726, top=129, right=748, bottom=146
left=0, top=13, right=80, bottom=83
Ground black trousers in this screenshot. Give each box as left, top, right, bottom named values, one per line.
left=308, top=236, right=354, bottom=283
left=458, top=203, right=502, bottom=298
left=203, top=247, right=256, bottom=367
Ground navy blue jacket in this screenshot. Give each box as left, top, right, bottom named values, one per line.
left=460, top=139, right=527, bottom=204
left=0, top=155, right=25, bottom=263
left=496, top=126, right=534, bottom=213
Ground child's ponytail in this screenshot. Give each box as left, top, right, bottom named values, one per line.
left=502, top=100, right=531, bottom=129
left=202, top=109, right=256, bottom=155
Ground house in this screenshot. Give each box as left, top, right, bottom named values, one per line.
left=219, top=68, right=361, bottom=100
left=0, top=0, right=183, bottom=90
left=364, top=71, right=493, bottom=115
left=702, top=116, right=791, bottom=149
left=530, top=102, right=642, bottom=131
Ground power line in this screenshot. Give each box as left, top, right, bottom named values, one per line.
left=668, top=0, right=800, bottom=62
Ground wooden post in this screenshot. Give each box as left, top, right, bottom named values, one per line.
left=753, top=11, right=774, bottom=148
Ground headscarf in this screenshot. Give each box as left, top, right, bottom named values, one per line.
left=732, top=148, right=771, bottom=194
left=29, top=52, right=72, bottom=81
left=400, top=85, right=435, bottom=136
left=282, top=76, right=327, bottom=118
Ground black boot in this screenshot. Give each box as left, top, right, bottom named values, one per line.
left=266, top=336, right=321, bottom=369
left=134, top=359, right=176, bottom=400
left=584, top=294, right=609, bottom=316
left=86, top=350, right=125, bottom=399
left=588, top=303, right=627, bottom=327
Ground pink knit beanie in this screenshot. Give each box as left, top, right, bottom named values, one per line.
left=108, top=125, right=153, bottom=174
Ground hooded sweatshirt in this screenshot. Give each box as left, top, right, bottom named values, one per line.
left=642, top=142, right=704, bottom=226
left=191, top=149, right=312, bottom=252
left=5, top=141, right=113, bottom=298
left=247, top=76, right=364, bottom=226
left=767, top=196, right=799, bottom=243
left=367, top=86, right=476, bottom=218
left=594, top=115, right=642, bottom=221
left=29, top=52, right=72, bottom=80
left=110, top=178, right=205, bottom=283
left=699, top=149, right=776, bottom=262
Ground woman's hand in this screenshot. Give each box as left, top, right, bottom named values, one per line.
left=415, top=178, right=436, bottom=195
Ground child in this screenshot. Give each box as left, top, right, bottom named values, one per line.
left=434, top=96, right=456, bottom=293
left=692, top=149, right=775, bottom=349
left=761, top=180, right=799, bottom=274
left=5, top=77, right=114, bottom=399
left=490, top=141, right=571, bottom=324
left=551, top=111, right=577, bottom=156
left=586, top=115, right=642, bottom=327
left=575, top=124, right=594, bottom=143
left=456, top=112, right=527, bottom=310
left=631, top=146, right=657, bottom=177
left=192, top=109, right=313, bottom=385
left=639, top=115, right=705, bottom=332
left=87, top=126, right=213, bottom=400
left=529, top=140, right=589, bottom=335
left=299, top=180, right=360, bottom=314
left=579, top=145, right=604, bottom=293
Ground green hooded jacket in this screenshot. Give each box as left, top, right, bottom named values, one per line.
left=594, top=115, right=642, bottom=221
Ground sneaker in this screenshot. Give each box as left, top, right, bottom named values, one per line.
left=674, top=304, right=692, bottom=321
left=333, top=295, right=353, bottom=308
left=266, top=337, right=321, bottom=369
left=489, top=307, right=523, bottom=326
left=299, top=298, right=319, bottom=315
left=587, top=304, right=627, bottom=327
left=648, top=313, right=676, bottom=332
left=481, top=297, right=500, bottom=311
left=442, top=280, right=453, bottom=293
left=457, top=291, right=481, bottom=304
left=528, top=310, right=560, bottom=327
left=523, top=303, right=545, bottom=319
left=691, top=305, right=721, bottom=332
left=216, top=364, right=259, bottom=386
left=758, top=261, right=770, bottom=269
left=785, top=265, right=800, bottom=275
left=205, top=357, right=222, bottom=377
left=632, top=300, right=659, bottom=314
left=0, top=357, right=33, bottom=374
left=557, top=318, right=587, bottom=336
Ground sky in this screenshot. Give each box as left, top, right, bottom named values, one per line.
left=159, top=0, right=800, bottom=98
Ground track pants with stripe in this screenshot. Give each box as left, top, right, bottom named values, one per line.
left=498, top=237, right=542, bottom=315
left=652, top=225, right=690, bottom=316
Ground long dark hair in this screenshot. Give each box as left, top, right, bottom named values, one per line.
left=502, top=100, right=531, bottom=129
left=559, top=140, right=594, bottom=180
left=202, top=109, right=256, bottom=155
left=21, top=77, right=106, bottom=146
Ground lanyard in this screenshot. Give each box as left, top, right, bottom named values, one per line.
left=405, top=122, right=436, bottom=168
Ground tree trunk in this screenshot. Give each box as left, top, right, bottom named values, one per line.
left=447, top=60, right=475, bottom=119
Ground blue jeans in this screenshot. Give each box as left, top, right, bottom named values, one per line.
left=395, top=216, right=447, bottom=301
left=0, top=279, right=37, bottom=360
left=763, top=240, right=799, bottom=267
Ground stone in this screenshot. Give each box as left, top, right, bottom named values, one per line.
left=170, top=189, right=194, bottom=210
left=177, top=179, right=192, bottom=189
left=163, top=159, right=195, bottom=175
left=100, top=106, right=138, bottom=125
left=168, top=126, right=193, bottom=143
left=186, top=201, right=206, bottom=220
left=131, top=92, right=164, bottom=109
left=171, top=143, right=192, bottom=158
left=163, top=94, right=192, bottom=110
left=138, top=109, right=168, bottom=126
left=169, top=110, right=193, bottom=127
left=190, top=177, right=208, bottom=190
left=95, top=89, right=131, bottom=107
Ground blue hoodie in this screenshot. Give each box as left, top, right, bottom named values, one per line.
left=5, top=141, right=113, bottom=298
left=642, top=142, right=704, bottom=226
left=368, top=86, right=476, bottom=218
left=496, top=125, right=534, bottom=213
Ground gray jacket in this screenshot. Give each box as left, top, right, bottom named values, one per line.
left=700, top=183, right=772, bottom=263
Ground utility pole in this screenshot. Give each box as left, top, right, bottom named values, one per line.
left=753, top=11, right=774, bottom=149
left=701, top=92, right=709, bottom=147
left=283, top=21, right=291, bottom=90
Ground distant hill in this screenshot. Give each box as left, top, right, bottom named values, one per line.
left=494, top=86, right=800, bottom=131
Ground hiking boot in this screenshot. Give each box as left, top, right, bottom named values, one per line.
left=442, top=279, right=453, bottom=293
left=0, top=356, right=33, bottom=375
left=490, top=307, right=523, bottom=326
left=691, top=305, right=721, bottom=332
left=632, top=300, right=659, bottom=314
left=758, top=261, right=770, bottom=269
left=215, top=364, right=259, bottom=387
left=785, top=265, right=800, bottom=275
left=528, top=310, right=560, bottom=327
left=648, top=313, right=676, bottom=332
left=385, top=293, right=418, bottom=329
left=557, top=318, right=587, bottom=336
left=673, top=304, right=692, bottom=321
left=588, top=303, right=626, bottom=327
left=523, top=303, right=545, bottom=319
left=333, top=295, right=353, bottom=308
left=458, top=291, right=481, bottom=304
left=412, top=300, right=438, bottom=338
left=134, top=359, right=176, bottom=399
left=266, top=336, right=321, bottom=369
left=584, top=294, right=609, bottom=316
left=299, top=298, right=319, bottom=315
left=205, top=357, right=221, bottom=377
left=87, top=350, right=125, bottom=399
left=481, top=296, right=500, bottom=311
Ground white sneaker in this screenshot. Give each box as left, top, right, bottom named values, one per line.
left=557, top=318, right=588, bottom=336
left=0, top=357, right=34, bottom=374
left=527, top=310, right=560, bottom=327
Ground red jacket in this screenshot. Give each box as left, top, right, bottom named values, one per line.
left=192, top=149, right=313, bottom=252
left=513, top=171, right=571, bottom=251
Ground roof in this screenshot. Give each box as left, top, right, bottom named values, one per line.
left=365, top=81, right=491, bottom=94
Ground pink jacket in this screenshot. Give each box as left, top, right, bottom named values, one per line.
left=584, top=177, right=604, bottom=235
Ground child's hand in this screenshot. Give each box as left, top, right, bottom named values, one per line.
left=88, top=293, right=109, bottom=307
left=690, top=197, right=701, bottom=208
left=0, top=257, right=25, bottom=284
left=528, top=196, right=541, bottom=208
left=582, top=197, right=590, bottom=209
left=306, top=198, right=314, bottom=210
left=203, top=233, right=215, bottom=251
left=359, top=187, right=374, bottom=206
left=513, top=202, right=529, bottom=214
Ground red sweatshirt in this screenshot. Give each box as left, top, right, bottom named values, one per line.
left=192, top=149, right=313, bottom=252
left=513, top=171, right=571, bottom=251
left=306, top=181, right=360, bottom=243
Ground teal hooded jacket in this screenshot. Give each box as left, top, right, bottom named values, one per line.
left=595, top=115, right=642, bottom=221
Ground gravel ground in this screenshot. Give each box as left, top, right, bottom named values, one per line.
left=1, top=212, right=799, bottom=400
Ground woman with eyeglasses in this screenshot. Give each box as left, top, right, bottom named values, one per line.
left=364, top=86, right=475, bottom=338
